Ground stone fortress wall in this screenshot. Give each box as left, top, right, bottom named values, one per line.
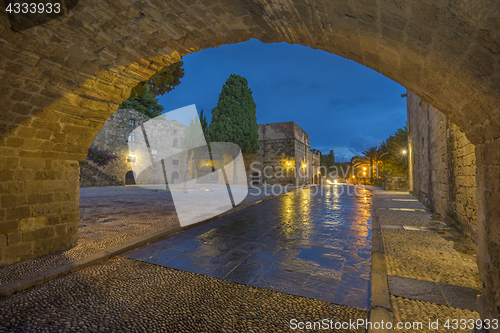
left=407, top=91, right=478, bottom=242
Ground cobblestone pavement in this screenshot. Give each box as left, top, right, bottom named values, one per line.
left=0, top=186, right=290, bottom=286
left=0, top=257, right=367, bottom=333
left=382, top=229, right=479, bottom=289
left=391, top=296, right=480, bottom=333
left=374, top=191, right=482, bottom=329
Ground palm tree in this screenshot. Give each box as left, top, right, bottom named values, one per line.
left=354, top=147, right=387, bottom=184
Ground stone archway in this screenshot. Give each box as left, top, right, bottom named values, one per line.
left=0, top=0, right=499, bottom=321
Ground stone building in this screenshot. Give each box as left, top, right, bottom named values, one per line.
left=407, top=91, right=478, bottom=242
left=80, top=109, right=187, bottom=186
left=245, top=122, right=321, bottom=186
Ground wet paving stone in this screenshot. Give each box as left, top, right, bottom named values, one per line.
left=124, top=185, right=372, bottom=309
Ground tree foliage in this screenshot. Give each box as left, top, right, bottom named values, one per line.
left=206, top=74, right=259, bottom=154
left=353, top=147, right=387, bottom=183
left=200, top=109, right=209, bottom=140
left=320, top=150, right=336, bottom=177
left=184, top=117, right=205, bottom=149
left=129, top=60, right=184, bottom=98
left=119, top=85, right=164, bottom=118
left=379, top=126, right=408, bottom=175
left=120, top=60, right=184, bottom=118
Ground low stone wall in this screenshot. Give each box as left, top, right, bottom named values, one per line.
left=384, top=175, right=409, bottom=191
left=79, top=161, right=123, bottom=188
left=407, top=91, right=478, bottom=242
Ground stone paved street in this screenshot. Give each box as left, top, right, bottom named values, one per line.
left=124, top=186, right=372, bottom=309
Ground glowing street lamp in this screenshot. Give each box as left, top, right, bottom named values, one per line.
left=402, top=150, right=407, bottom=155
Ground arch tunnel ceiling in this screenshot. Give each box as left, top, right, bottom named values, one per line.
left=0, top=0, right=499, bottom=161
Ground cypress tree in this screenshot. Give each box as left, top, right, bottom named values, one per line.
left=200, top=109, right=209, bottom=140
left=206, top=74, right=259, bottom=154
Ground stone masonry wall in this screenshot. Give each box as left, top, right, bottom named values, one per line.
left=79, top=160, right=122, bottom=187
left=385, top=175, right=409, bottom=191
left=258, top=138, right=296, bottom=186
left=407, top=91, right=478, bottom=242
left=80, top=109, right=150, bottom=186
left=0, top=160, right=79, bottom=266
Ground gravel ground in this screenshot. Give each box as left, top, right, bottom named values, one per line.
left=391, top=295, right=480, bottom=333
left=0, top=186, right=289, bottom=286
left=382, top=229, right=479, bottom=289
left=0, top=257, right=367, bottom=333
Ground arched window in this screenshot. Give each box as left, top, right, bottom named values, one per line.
left=128, top=132, right=135, bottom=142
left=173, top=138, right=178, bottom=147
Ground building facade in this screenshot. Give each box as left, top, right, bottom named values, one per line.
left=244, top=121, right=321, bottom=186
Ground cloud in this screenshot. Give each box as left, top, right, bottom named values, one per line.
left=348, top=134, right=381, bottom=153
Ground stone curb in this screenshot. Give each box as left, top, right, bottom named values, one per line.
left=0, top=186, right=298, bottom=300
left=369, top=191, right=393, bottom=332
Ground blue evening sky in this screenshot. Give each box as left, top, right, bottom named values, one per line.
left=158, top=39, right=407, bottom=162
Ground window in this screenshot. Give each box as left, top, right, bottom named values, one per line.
left=173, top=129, right=177, bottom=134
left=172, top=159, right=179, bottom=165
left=128, top=132, right=135, bottom=142
left=173, top=138, right=178, bottom=147
left=130, top=119, right=135, bottom=126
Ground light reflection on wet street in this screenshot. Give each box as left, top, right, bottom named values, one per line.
left=124, top=185, right=372, bottom=309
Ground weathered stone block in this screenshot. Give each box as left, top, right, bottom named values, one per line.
left=1, top=194, right=19, bottom=209
left=23, top=226, right=55, bottom=243
left=0, top=170, right=14, bottom=182
left=55, top=224, right=67, bottom=236
left=4, top=242, right=32, bottom=258
left=41, top=180, right=77, bottom=193
left=20, top=157, right=45, bottom=170
left=7, top=232, right=22, bottom=245
left=6, top=206, right=30, bottom=220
